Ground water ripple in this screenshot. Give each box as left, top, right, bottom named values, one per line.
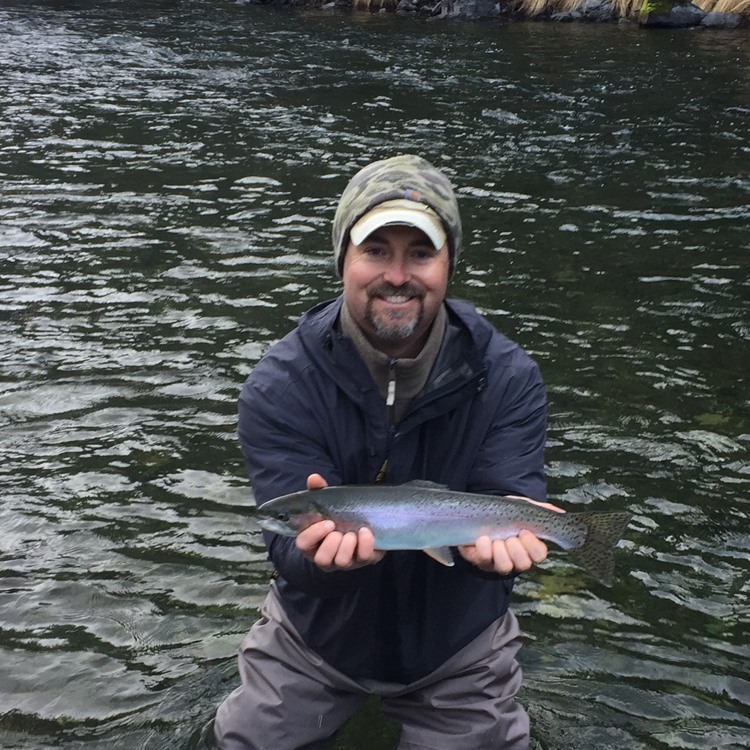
left=1, top=3, right=749, bottom=750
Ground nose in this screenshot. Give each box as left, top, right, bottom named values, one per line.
left=382, top=255, right=410, bottom=287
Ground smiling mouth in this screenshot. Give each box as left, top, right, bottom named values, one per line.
left=366, top=287, right=424, bottom=340
left=372, top=285, right=424, bottom=305
left=380, top=294, right=414, bottom=304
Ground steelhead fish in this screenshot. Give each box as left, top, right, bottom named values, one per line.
left=257, top=480, right=632, bottom=586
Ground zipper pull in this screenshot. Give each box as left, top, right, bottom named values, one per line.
left=386, top=359, right=397, bottom=407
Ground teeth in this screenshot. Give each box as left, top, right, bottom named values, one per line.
left=384, top=295, right=410, bottom=303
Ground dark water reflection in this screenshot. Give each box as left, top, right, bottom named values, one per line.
left=1, top=1, right=748, bottom=748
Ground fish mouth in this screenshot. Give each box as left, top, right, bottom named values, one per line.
left=257, top=516, right=292, bottom=535
left=257, top=507, right=328, bottom=537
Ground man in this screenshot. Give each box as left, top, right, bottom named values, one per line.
left=214, top=154, right=555, bottom=750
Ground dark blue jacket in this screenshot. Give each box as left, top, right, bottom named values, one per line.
left=238, top=296, right=547, bottom=683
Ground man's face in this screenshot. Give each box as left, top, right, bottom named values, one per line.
left=342, top=224, right=450, bottom=358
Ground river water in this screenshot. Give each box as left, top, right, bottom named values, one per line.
left=1, top=1, right=748, bottom=748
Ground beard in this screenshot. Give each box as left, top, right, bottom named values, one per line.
left=365, top=283, right=425, bottom=341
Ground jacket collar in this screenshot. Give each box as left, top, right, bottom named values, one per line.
left=297, top=295, right=490, bottom=414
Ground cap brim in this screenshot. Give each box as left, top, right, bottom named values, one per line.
left=349, top=206, right=447, bottom=250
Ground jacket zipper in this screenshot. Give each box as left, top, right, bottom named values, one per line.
left=386, top=358, right=397, bottom=422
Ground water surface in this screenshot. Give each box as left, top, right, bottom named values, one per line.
left=0, top=2, right=748, bottom=748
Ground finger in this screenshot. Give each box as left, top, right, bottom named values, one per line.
left=458, top=537, right=498, bottom=572
left=506, top=495, right=565, bottom=514
left=518, top=530, right=549, bottom=564
left=313, top=530, right=344, bottom=568
left=535, top=502, right=565, bottom=514
left=296, top=520, right=335, bottom=555
left=355, top=527, right=374, bottom=561
left=456, top=544, right=476, bottom=565
left=490, top=540, right=515, bottom=575
left=355, top=527, right=384, bottom=565
left=333, top=532, right=359, bottom=569
left=306, top=473, right=328, bottom=491
left=473, top=535, right=494, bottom=565
left=503, top=536, right=533, bottom=572
left=525, top=498, right=564, bottom=513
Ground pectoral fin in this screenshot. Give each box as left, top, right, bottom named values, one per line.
left=423, top=547, right=454, bottom=566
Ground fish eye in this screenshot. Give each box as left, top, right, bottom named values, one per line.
left=276, top=512, right=290, bottom=522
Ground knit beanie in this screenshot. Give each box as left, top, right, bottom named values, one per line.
left=331, top=154, right=463, bottom=277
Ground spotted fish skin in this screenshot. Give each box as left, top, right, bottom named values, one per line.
left=257, top=481, right=632, bottom=586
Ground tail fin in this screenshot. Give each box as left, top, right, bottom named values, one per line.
left=568, top=511, right=632, bottom=586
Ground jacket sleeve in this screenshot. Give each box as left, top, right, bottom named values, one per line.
left=239, top=357, right=373, bottom=598
left=468, top=353, right=548, bottom=503
left=459, top=348, right=548, bottom=581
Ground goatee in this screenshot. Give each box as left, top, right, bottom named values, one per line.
left=365, top=284, right=424, bottom=341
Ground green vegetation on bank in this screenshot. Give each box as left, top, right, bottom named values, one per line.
left=516, top=0, right=749, bottom=15
left=353, top=0, right=750, bottom=18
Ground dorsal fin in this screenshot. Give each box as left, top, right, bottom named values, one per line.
left=403, top=480, right=449, bottom=490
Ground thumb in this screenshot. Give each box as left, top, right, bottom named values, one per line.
left=306, top=473, right=328, bottom=491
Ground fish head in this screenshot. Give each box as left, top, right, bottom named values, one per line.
left=256, top=497, right=327, bottom=537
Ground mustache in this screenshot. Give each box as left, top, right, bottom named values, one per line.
left=369, top=283, right=424, bottom=299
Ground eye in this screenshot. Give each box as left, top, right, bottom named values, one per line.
left=275, top=512, right=290, bottom=523
left=363, top=245, right=387, bottom=258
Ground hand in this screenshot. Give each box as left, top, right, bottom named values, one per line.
left=295, top=474, right=385, bottom=572
left=457, top=497, right=565, bottom=576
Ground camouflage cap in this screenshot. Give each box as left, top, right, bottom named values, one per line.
left=332, top=154, right=463, bottom=277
